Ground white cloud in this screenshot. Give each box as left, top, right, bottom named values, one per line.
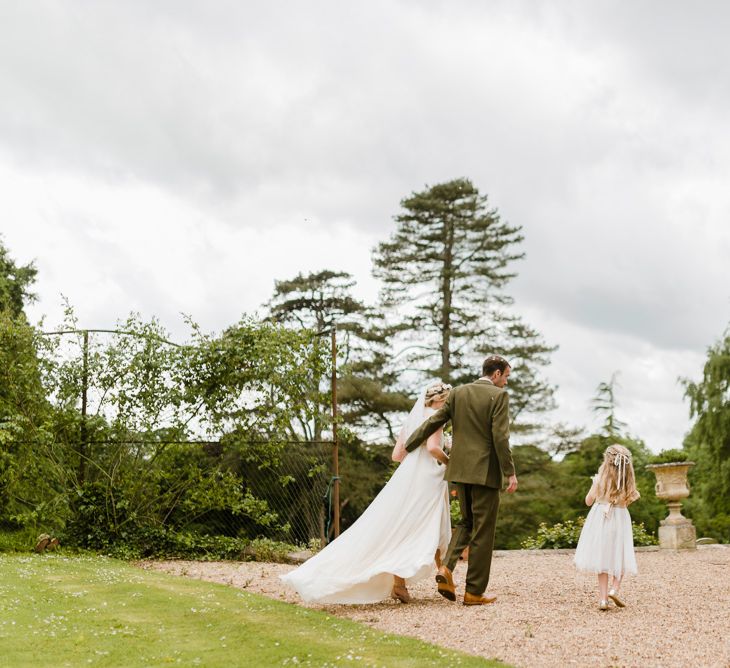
left=1, top=156, right=379, bottom=336
left=1, top=1, right=728, bottom=452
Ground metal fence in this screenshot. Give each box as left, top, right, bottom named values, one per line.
left=5, top=436, right=336, bottom=552
left=195, top=440, right=335, bottom=547
left=36, top=326, right=342, bottom=548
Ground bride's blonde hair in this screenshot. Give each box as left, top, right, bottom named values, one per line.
left=594, top=444, right=639, bottom=506
left=425, top=381, right=452, bottom=407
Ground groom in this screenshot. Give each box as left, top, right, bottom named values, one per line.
left=404, top=355, right=518, bottom=606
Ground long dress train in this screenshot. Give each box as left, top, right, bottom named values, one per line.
left=280, top=411, right=450, bottom=604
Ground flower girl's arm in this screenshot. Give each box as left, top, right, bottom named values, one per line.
left=426, top=430, right=449, bottom=465
left=585, top=476, right=598, bottom=506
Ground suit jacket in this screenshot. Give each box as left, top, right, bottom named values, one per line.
left=404, top=379, right=515, bottom=488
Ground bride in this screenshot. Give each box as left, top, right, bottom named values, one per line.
left=280, top=381, right=453, bottom=604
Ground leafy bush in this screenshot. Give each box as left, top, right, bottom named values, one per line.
left=521, top=518, right=585, bottom=549
left=75, top=526, right=298, bottom=562
left=650, top=449, right=689, bottom=464
left=245, top=537, right=299, bottom=563
left=632, top=522, right=658, bottom=546
left=450, top=498, right=462, bottom=524
left=0, top=526, right=44, bottom=552
left=521, top=517, right=657, bottom=549
left=307, top=537, right=323, bottom=553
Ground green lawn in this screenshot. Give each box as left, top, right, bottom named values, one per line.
left=0, top=554, right=503, bottom=667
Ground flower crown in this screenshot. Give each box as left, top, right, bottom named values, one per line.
left=425, top=382, right=452, bottom=399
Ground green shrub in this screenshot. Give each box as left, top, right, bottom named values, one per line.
left=632, top=522, right=658, bottom=546
left=521, top=517, right=658, bottom=549
left=246, top=537, right=298, bottom=563
left=0, top=526, right=44, bottom=552
left=90, top=528, right=298, bottom=562
left=520, top=518, right=585, bottom=549
left=60, top=479, right=300, bottom=562
left=694, top=513, right=730, bottom=544
left=650, top=449, right=689, bottom=464
left=307, top=537, right=323, bottom=553
left=450, top=498, right=462, bottom=524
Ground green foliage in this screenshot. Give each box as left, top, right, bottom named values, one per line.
left=336, top=435, right=393, bottom=533
left=495, top=433, right=665, bottom=550
left=0, top=526, right=43, bottom=552
left=267, top=270, right=364, bottom=333
left=495, top=445, right=575, bottom=548
left=1, top=300, right=332, bottom=558
left=592, top=373, right=628, bottom=438
left=520, top=517, right=657, bottom=549
left=683, top=326, right=730, bottom=542
left=0, top=238, right=37, bottom=318
left=265, top=269, right=412, bottom=441
left=450, top=497, right=461, bottom=524
left=372, top=178, right=556, bottom=433
left=559, top=433, right=665, bottom=535
left=103, top=530, right=297, bottom=562
left=632, top=522, right=659, bottom=546
left=245, top=537, right=299, bottom=563
left=650, top=449, right=689, bottom=464
left=0, top=312, right=65, bottom=530
left=520, top=518, right=585, bottom=549
left=688, top=512, right=730, bottom=543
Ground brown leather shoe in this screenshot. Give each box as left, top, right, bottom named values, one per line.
left=463, top=591, right=497, bottom=606
left=391, top=585, right=411, bottom=603
left=435, top=565, right=456, bottom=601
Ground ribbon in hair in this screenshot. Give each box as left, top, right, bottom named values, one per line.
left=610, top=449, right=631, bottom=490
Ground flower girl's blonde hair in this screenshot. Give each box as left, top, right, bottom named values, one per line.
left=594, top=444, right=640, bottom=506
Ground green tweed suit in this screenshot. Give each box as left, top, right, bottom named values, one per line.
left=404, top=378, right=515, bottom=595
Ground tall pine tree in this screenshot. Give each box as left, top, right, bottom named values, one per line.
left=265, top=270, right=410, bottom=440
left=373, top=178, right=555, bottom=430
left=591, top=372, right=628, bottom=438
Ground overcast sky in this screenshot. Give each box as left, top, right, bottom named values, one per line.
left=2, top=1, right=728, bottom=452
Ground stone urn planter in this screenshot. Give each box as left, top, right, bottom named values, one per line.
left=645, top=461, right=696, bottom=550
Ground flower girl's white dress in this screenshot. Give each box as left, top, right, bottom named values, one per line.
left=574, top=490, right=638, bottom=577
left=280, top=408, right=451, bottom=604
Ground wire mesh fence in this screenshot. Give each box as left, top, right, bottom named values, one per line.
left=3, top=436, right=336, bottom=556
left=194, top=440, right=334, bottom=548
left=5, top=324, right=341, bottom=556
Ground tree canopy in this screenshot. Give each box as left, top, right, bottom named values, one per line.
left=0, top=238, right=36, bottom=319
left=683, top=327, right=730, bottom=541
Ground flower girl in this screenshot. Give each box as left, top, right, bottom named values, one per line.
left=574, top=444, right=640, bottom=610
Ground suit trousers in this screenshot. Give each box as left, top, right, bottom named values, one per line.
left=444, top=482, right=500, bottom=596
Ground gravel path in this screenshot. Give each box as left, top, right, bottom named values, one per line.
left=140, top=546, right=730, bottom=668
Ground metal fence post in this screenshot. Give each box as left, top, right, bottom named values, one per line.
left=331, top=326, right=340, bottom=538
left=80, top=330, right=89, bottom=485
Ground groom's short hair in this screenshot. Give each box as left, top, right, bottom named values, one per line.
left=482, top=355, right=510, bottom=377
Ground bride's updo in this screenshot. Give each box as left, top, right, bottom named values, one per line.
left=424, top=381, right=452, bottom=407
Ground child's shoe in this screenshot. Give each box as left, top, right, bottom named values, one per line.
left=608, top=589, right=625, bottom=607
left=598, top=599, right=609, bottom=611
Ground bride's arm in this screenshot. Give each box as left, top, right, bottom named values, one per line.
left=392, top=434, right=407, bottom=462
left=426, top=429, right=449, bottom=465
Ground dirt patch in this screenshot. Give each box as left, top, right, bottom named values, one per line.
left=139, top=546, right=730, bottom=667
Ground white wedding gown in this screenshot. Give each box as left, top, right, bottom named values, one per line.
left=281, top=407, right=451, bottom=604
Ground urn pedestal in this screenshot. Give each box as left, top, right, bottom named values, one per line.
left=645, top=462, right=696, bottom=550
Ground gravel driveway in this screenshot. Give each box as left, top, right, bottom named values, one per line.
left=140, top=546, right=730, bottom=667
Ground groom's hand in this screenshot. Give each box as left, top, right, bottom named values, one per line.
left=506, top=474, right=518, bottom=494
